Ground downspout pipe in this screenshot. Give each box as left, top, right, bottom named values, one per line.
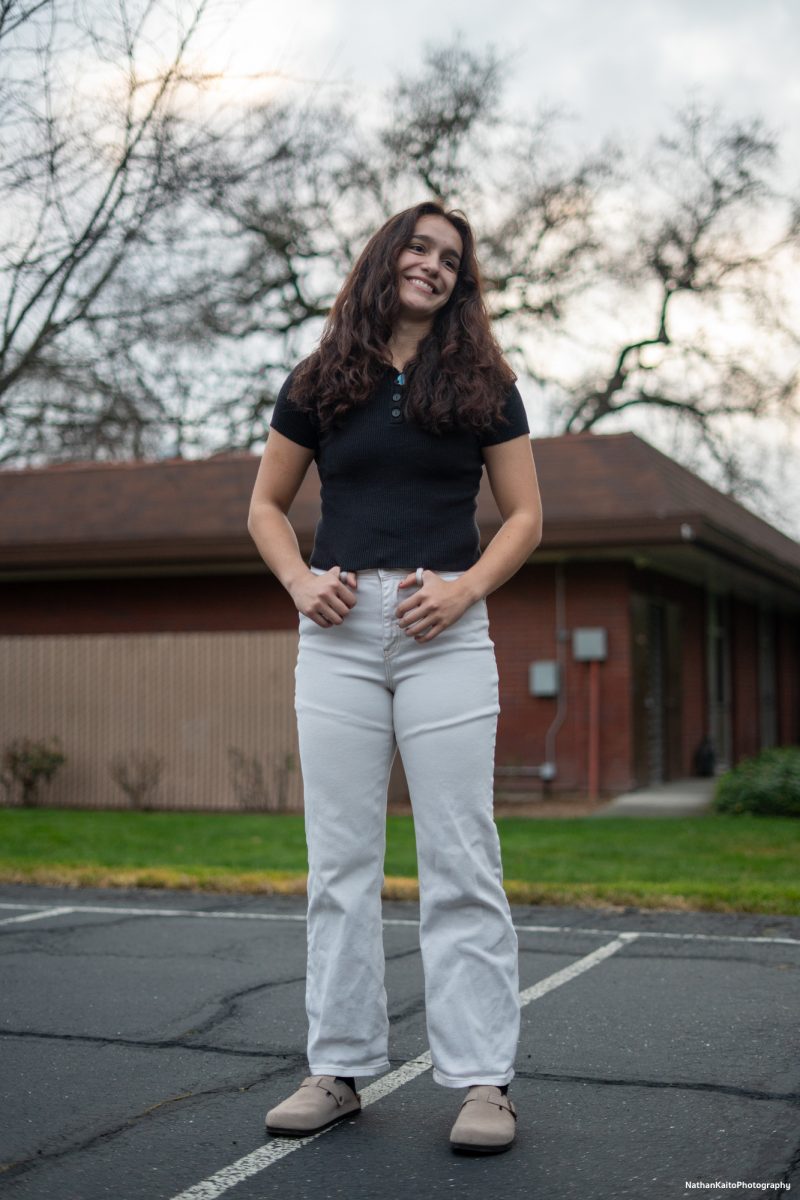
left=541, top=560, right=568, bottom=781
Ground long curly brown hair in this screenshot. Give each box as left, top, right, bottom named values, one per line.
left=288, top=201, right=516, bottom=437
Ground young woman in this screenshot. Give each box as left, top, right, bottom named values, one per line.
left=247, top=200, right=542, bottom=1155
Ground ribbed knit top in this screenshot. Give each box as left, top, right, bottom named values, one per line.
left=269, top=365, right=530, bottom=572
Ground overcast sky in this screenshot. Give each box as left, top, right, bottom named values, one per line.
left=239, top=0, right=800, bottom=180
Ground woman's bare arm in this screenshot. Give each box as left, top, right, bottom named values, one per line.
left=247, top=428, right=316, bottom=594
left=459, top=435, right=543, bottom=604
left=247, top=429, right=357, bottom=624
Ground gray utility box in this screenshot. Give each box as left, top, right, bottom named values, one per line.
left=572, top=627, right=608, bottom=662
left=530, top=661, right=559, bottom=697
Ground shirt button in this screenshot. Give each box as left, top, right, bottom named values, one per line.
left=392, top=393, right=401, bottom=401
left=391, top=408, right=401, bottom=417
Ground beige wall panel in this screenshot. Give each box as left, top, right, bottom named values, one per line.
left=0, top=632, right=305, bottom=811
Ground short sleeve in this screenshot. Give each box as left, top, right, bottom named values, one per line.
left=478, top=383, right=530, bottom=447
left=269, top=372, right=319, bottom=450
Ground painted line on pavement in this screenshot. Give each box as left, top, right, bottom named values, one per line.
left=0, top=906, right=75, bottom=926
left=167, top=934, right=637, bottom=1200
left=0, top=900, right=798, bottom=945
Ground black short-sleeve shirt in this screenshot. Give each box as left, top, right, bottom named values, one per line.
left=269, top=365, right=530, bottom=571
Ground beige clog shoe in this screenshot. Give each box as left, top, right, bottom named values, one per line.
left=265, top=1075, right=361, bottom=1136
left=449, top=1084, right=517, bottom=1154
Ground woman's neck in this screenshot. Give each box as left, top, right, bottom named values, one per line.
left=387, top=317, right=432, bottom=372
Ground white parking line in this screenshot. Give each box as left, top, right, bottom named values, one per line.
left=515, top=922, right=800, bottom=947
left=0, top=906, right=75, bottom=926
left=0, top=900, right=797, bottom=945
left=167, top=934, right=637, bottom=1200
left=0, top=902, right=310, bottom=924
left=518, top=932, right=638, bottom=1002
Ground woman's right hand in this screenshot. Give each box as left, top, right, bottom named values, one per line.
left=290, top=567, right=358, bottom=628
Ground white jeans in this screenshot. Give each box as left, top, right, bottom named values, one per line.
left=294, top=567, right=520, bottom=1089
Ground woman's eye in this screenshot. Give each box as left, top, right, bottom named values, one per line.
left=409, top=242, right=425, bottom=252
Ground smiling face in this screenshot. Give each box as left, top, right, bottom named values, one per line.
left=395, top=214, right=463, bottom=324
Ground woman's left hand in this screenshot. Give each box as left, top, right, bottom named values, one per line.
left=396, top=571, right=474, bottom=642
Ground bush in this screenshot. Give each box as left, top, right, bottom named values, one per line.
left=109, top=750, right=164, bottom=809
left=713, top=746, right=800, bottom=817
left=1, top=737, right=66, bottom=806
left=227, top=747, right=296, bottom=811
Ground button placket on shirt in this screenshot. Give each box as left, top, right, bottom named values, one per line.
left=389, top=371, right=404, bottom=424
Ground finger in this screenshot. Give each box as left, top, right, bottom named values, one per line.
left=319, top=598, right=348, bottom=623
left=336, top=584, right=358, bottom=608
left=321, top=586, right=354, bottom=618
left=403, top=614, right=430, bottom=634
left=338, top=570, right=358, bottom=593
left=415, top=626, right=437, bottom=641
left=397, top=589, right=426, bottom=615
left=399, top=605, right=425, bottom=626
left=330, top=569, right=357, bottom=605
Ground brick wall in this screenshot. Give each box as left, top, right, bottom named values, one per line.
left=0, top=572, right=292, bottom=635
left=488, top=562, right=634, bottom=794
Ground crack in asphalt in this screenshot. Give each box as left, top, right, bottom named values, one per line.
left=172, top=974, right=308, bottom=1043
left=2, top=971, right=310, bottom=1059
left=0, top=1058, right=305, bottom=1184
left=0, top=1028, right=301, bottom=1060
left=6, top=1027, right=796, bottom=1109
left=778, top=1135, right=800, bottom=1192
left=169, top=945, right=422, bottom=1045
left=509, top=1067, right=800, bottom=1105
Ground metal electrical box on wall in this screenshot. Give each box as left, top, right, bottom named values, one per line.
left=529, top=661, right=559, bottom=697
left=572, top=628, right=608, bottom=661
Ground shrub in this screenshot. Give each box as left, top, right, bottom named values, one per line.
left=1, top=737, right=66, bottom=806
left=713, top=746, right=800, bottom=817
left=228, top=747, right=269, bottom=810
left=109, top=750, right=164, bottom=809
left=227, top=747, right=296, bottom=811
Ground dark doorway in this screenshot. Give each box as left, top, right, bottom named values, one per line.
left=707, top=593, right=732, bottom=772
left=758, top=608, right=778, bottom=750
left=632, top=595, right=683, bottom=786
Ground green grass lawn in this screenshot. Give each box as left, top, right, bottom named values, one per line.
left=0, top=807, right=798, bottom=914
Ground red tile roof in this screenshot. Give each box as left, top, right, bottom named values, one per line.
left=531, top=432, right=800, bottom=574
left=1, top=433, right=798, bottom=585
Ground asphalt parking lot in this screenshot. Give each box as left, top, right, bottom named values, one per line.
left=1, top=884, right=798, bottom=1200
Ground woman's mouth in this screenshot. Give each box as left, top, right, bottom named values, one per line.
left=405, top=276, right=436, bottom=295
